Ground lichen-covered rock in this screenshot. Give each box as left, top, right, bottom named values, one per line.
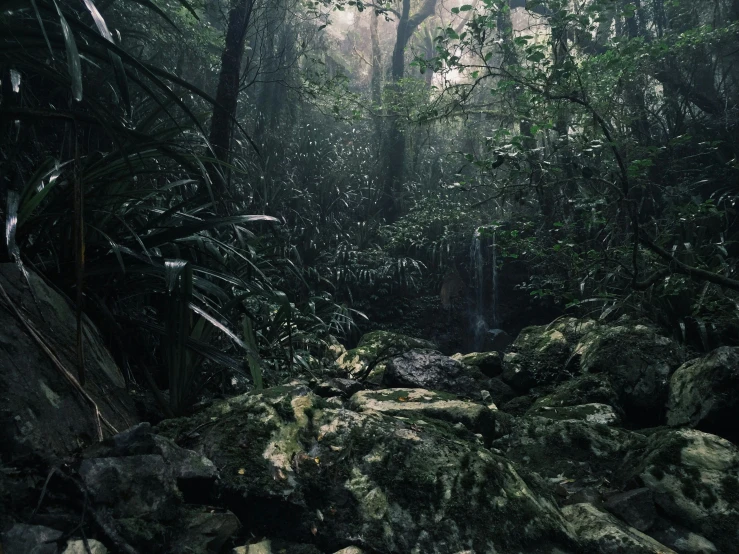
left=333, top=547, right=365, bottom=554
left=527, top=403, right=621, bottom=426
left=529, top=374, right=622, bottom=414
left=667, top=347, right=739, bottom=442
left=350, top=388, right=496, bottom=440
left=233, top=539, right=324, bottom=554
left=562, top=503, right=676, bottom=553
left=315, top=378, right=364, bottom=399
left=452, top=351, right=503, bottom=377
left=649, top=521, right=719, bottom=554
left=158, top=384, right=579, bottom=554
left=62, top=539, right=109, bottom=554
left=334, top=331, right=436, bottom=383
left=493, top=416, right=645, bottom=487
left=576, top=323, right=683, bottom=424
left=383, top=350, right=492, bottom=400
left=501, top=318, right=595, bottom=393
left=620, top=428, right=739, bottom=553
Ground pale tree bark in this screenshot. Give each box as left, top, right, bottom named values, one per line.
left=381, top=0, right=439, bottom=221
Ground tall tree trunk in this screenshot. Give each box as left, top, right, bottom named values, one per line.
left=208, top=0, right=254, bottom=194
left=623, top=0, right=652, bottom=144
left=370, top=11, right=383, bottom=156
left=370, top=13, right=382, bottom=106
left=381, top=0, right=438, bottom=221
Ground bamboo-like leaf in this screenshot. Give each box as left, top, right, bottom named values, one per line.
left=141, top=214, right=279, bottom=248
left=127, top=0, right=181, bottom=31
left=80, top=0, right=130, bottom=114
left=29, top=0, right=54, bottom=59
left=52, top=0, right=83, bottom=101
left=5, top=190, right=20, bottom=262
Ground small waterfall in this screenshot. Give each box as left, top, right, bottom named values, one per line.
left=470, top=229, right=487, bottom=350
left=491, top=229, right=498, bottom=329
left=470, top=226, right=500, bottom=351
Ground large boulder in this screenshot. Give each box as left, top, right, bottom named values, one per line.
left=493, top=416, right=645, bottom=497
left=501, top=318, right=596, bottom=392
left=334, top=331, right=435, bottom=383
left=603, top=488, right=657, bottom=532
left=382, top=349, right=493, bottom=400
left=620, top=428, right=739, bottom=553
left=0, top=263, right=138, bottom=463
left=575, top=322, right=683, bottom=424
left=77, top=422, right=237, bottom=551
left=528, top=374, right=622, bottom=414
left=451, top=351, right=503, bottom=377
left=667, top=347, right=739, bottom=443
left=562, top=503, right=676, bottom=553
left=157, top=384, right=580, bottom=554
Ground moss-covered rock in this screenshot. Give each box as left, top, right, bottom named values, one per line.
left=383, top=349, right=493, bottom=400
left=334, top=331, right=436, bottom=383
left=576, top=323, right=683, bottom=425
left=526, top=403, right=621, bottom=426
left=529, top=374, right=622, bottom=413
left=667, top=346, right=739, bottom=442
left=158, top=384, right=579, bottom=553
left=452, top=351, right=503, bottom=377
left=501, top=396, right=534, bottom=416
left=493, top=416, right=645, bottom=487
left=620, top=428, right=739, bottom=553
left=501, top=318, right=596, bottom=393
left=562, top=503, right=676, bottom=553
left=350, top=388, right=496, bottom=440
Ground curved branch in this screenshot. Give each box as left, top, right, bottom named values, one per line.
left=640, top=234, right=739, bottom=291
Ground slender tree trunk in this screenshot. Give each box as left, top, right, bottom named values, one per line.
left=370, top=13, right=382, bottom=106
left=381, top=0, right=438, bottom=221
left=208, top=0, right=254, bottom=192
left=623, top=0, right=651, bottom=144
left=370, top=11, right=383, bottom=156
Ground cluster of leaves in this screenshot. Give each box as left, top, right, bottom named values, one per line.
left=0, top=0, right=360, bottom=416
left=391, top=0, right=739, bottom=336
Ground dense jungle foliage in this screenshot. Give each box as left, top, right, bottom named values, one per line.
left=2, top=0, right=738, bottom=415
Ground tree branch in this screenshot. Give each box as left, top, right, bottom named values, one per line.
left=640, top=233, right=739, bottom=291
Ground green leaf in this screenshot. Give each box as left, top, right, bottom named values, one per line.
left=140, top=214, right=279, bottom=248
left=52, top=0, right=83, bottom=101
left=526, top=51, right=546, bottom=63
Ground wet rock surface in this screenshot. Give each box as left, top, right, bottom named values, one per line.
left=383, top=349, right=493, bottom=400
left=575, top=322, right=684, bottom=425
left=667, top=346, right=739, bottom=442
left=3, top=319, right=739, bottom=553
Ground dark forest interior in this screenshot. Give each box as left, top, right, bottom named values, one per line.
left=2, top=0, right=739, bottom=552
